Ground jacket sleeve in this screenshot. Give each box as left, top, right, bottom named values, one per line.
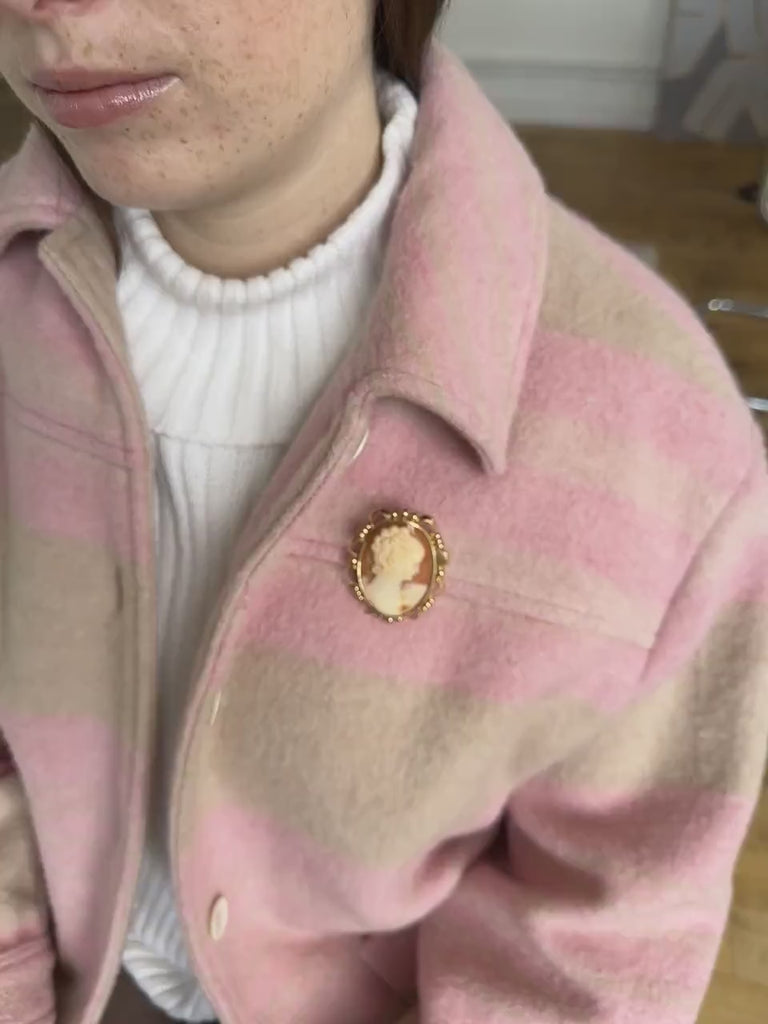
left=404, top=425, right=768, bottom=1024
left=0, top=735, right=56, bottom=1024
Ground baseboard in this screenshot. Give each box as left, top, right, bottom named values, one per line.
left=464, top=57, right=660, bottom=131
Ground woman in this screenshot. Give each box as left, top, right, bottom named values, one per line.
left=0, top=2, right=767, bottom=1023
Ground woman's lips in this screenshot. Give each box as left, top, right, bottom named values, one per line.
left=35, top=74, right=179, bottom=129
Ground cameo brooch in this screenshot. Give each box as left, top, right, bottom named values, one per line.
left=350, top=510, right=448, bottom=622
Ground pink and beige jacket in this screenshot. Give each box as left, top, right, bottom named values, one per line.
left=1, top=47, right=767, bottom=1024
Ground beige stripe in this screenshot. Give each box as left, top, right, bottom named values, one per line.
left=183, top=596, right=768, bottom=868
left=541, top=205, right=740, bottom=400
left=509, top=411, right=728, bottom=527
left=0, top=775, right=48, bottom=939
left=546, top=600, right=768, bottom=799
left=40, top=210, right=125, bottom=364
left=190, top=648, right=603, bottom=866
left=294, top=481, right=663, bottom=647
left=3, top=215, right=128, bottom=443
left=702, top=468, right=768, bottom=582
left=291, top=532, right=661, bottom=646
left=2, top=338, right=119, bottom=445
left=449, top=534, right=662, bottom=647
left=0, top=520, right=138, bottom=740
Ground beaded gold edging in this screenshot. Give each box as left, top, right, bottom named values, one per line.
left=349, top=509, right=449, bottom=623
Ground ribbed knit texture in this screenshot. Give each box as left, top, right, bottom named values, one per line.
left=113, top=75, right=417, bottom=1022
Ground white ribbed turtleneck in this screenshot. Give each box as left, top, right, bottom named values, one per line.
left=114, top=74, right=417, bottom=1023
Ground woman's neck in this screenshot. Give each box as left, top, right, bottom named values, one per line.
left=153, top=63, right=383, bottom=280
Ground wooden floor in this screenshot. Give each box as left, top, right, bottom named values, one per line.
left=699, top=792, right=768, bottom=1023
left=1, top=94, right=767, bottom=1023
left=519, top=127, right=768, bottom=409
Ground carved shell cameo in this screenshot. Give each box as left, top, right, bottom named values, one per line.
left=350, top=511, right=448, bottom=622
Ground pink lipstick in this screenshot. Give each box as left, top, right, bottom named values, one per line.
left=31, top=68, right=179, bottom=129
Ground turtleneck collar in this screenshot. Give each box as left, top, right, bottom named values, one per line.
left=113, top=74, right=417, bottom=315
left=113, top=72, right=417, bottom=447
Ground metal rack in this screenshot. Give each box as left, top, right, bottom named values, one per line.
left=701, top=163, right=768, bottom=416
left=700, top=298, right=768, bottom=414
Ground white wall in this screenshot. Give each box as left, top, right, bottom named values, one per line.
left=440, top=0, right=672, bottom=128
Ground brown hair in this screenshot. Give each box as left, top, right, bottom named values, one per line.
left=374, top=0, right=449, bottom=92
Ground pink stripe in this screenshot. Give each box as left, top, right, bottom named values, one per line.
left=511, top=784, right=752, bottom=897
left=459, top=462, right=692, bottom=598
left=522, top=330, right=748, bottom=492
left=555, top=927, right=718, bottom=993
left=306, top=407, right=696, bottom=604
left=424, top=883, right=719, bottom=1024
left=179, top=801, right=497, bottom=1013
left=0, top=249, right=127, bottom=448
left=2, top=714, right=131, bottom=987
left=599, top=223, right=714, bottom=340
left=239, top=556, right=644, bottom=711
left=179, top=806, right=411, bottom=1024
left=418, top=786, right=747, bottom=1023
left=1, top=246, right=105, bottom=374
left=183, top=802, right=471, bottom=933
left=642, top=518, right=768, bottom=690
left=5, top=418, right=136, bottom=561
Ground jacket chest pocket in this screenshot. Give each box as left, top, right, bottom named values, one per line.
left=0, top=416, right=135, bottom=727
left=204, top=540, right=641, bottom=868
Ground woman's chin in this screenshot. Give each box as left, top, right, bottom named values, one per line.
left=63, top=145, right=213, bottom=212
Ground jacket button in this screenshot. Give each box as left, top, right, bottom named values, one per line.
left=208, top=895, right=229, bottom=941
